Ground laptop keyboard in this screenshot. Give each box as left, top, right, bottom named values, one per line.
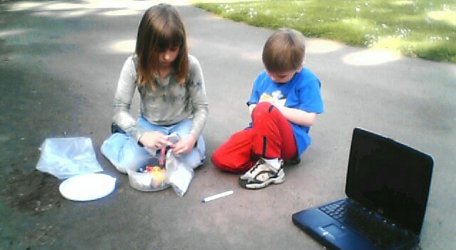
left=319, top=199, right=415, bottom=248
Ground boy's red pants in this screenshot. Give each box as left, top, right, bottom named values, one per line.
left=211, top=102, right=297, bottom=173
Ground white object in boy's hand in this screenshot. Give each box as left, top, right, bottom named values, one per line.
left=259, top=93, right=274, bottom=103
left=259, top=93, right=285, bottom=107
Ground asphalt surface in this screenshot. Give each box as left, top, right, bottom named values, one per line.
left=1, top=1, right=455, bottom=249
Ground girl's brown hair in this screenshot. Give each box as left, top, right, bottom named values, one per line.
left=135, top=4, right=189, bottom=88
left=262, top=28, right=306, bottom=73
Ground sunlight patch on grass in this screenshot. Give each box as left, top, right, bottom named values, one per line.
left=428, top=9, right=456, bottom=26
left=374, top=36, right=407, bottom=51
left=194, top=0, right=456, bottom=63
left=392, top=0, right=415, bottom=6
left=190, top=0, right=252, bottom=3
left=341, top=18, right=374, bottom=31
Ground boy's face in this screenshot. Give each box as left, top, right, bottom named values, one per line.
left=266, top=68, right=300, bottom=83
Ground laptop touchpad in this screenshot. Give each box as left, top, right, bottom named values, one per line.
left=321, top=224, right=346, bottom=240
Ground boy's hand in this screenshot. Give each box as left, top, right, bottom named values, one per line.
left=259, top=93, right=286, bottom=107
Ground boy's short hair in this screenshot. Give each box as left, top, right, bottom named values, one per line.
left=262, top=28, right=306, bottom=73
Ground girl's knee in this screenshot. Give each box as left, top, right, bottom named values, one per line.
left=113, top=164, right=128, bottom=174
left=101, top=134, right=151, bottom=174
left=109, top=151, right=150, bottom=174
left=179, top=146, right=205, bottom=169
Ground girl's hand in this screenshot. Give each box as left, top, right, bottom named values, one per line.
left=139, top=131, right=171, bottom=150
left=172, top=134, right=197, bottom=155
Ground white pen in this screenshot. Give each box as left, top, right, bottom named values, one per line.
left=202, top=190, right=234, bottom=203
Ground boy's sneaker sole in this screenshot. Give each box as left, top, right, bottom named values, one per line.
left=239, top=168, right=285, bottom=189
left=283, top=157, right=300, bottom=166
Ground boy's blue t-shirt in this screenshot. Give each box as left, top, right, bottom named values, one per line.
left=247, top=68, right=324, bottom=156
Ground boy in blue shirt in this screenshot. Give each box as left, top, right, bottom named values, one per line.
left=211, top=28, right=324, bottom=189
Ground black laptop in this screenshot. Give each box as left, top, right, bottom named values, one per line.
left=292, top=128, right=434, bottom=250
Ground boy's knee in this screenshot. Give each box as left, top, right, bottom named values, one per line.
left=254, top=102, right=273, bottom=113
left=211, top=151, right=250, bottom=173
left=211, top=150, right=233, bottom=172
left=252, top=102, right=276, bottom=121
left=210, top=149, right=223, bottom=169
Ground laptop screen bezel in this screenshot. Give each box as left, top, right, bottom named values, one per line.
left=345, top=128, right=434, bottom=235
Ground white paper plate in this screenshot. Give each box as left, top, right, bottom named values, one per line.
left=59, top=173, right=116, bottom=201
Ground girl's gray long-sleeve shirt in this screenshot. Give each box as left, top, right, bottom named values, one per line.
left=112, top=54, right=209, bottom=142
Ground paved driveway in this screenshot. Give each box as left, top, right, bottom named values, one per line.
left=1, top=1, right=455, bottom=249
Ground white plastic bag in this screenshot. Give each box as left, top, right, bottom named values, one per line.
left=36, top=137, right=103, bottom=179
left=165, top=150, right=194, bottom=197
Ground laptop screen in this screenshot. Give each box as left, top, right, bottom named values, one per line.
left=345, top=128, right=433, bottom=235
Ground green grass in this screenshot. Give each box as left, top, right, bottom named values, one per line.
left=192, top=0, right=456, bottom=63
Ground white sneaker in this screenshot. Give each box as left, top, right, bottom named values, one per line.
left=239, top=158, right=285, bottom=189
